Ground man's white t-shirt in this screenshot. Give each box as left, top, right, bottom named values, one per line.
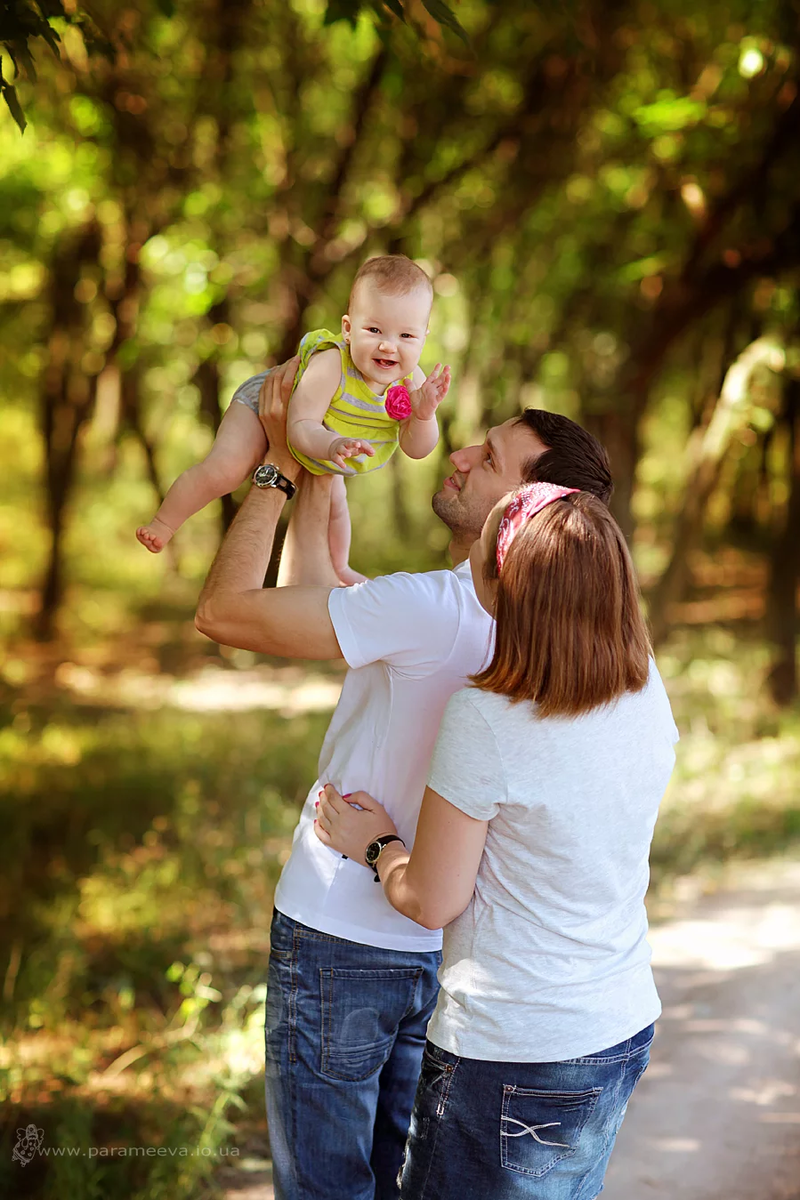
left=426, top=668, right=679, bottom=1061
left=274, top=563, right=493, bottom=952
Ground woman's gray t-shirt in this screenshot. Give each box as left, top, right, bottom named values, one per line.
left=426, top=664, right=679, bottom=1062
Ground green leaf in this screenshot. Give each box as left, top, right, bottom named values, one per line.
left=421, top=0, right=470, bottom=45
left=2, top=82, right=27, bottom=133
left=37, top=21, right=63, bottom=57
left=4, top=39, right=38, bottom=82
left=632, top=97, right=706, bottom=135
left=379, top=0, right=406, bottom=20
left=76, top=19, right=116, bottom=63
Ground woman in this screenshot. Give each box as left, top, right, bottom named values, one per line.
left=315, top=481, right=678, bottom=1200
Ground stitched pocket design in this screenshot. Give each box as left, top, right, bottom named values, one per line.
left=500, top=1085, right=602, bottom=1178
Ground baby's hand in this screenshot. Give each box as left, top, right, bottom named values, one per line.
left=411, top=364, right=451, bottom=422
left=328, top=436, right=375, bottom=470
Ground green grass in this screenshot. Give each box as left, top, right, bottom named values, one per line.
left=651, top=627, right=800, bottom=891
left=0, top=680, right=329, bottom=1198
left=1, top=625, right=799, bottom=1197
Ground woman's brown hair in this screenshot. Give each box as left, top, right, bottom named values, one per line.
left=472, top=492, right=651, bottom=717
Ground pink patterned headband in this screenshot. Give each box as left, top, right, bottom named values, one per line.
left=495, top=482, right=580, bottom=572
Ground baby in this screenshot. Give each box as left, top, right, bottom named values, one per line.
left=136, top=255, right=450, bottom=582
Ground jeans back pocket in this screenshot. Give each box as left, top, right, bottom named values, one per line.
left=320, top=967, right=423, bottom=1081
left=500, top=1084, right=602, bottom=1178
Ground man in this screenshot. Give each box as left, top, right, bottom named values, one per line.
left=195, top=360, right=613, bottom=1200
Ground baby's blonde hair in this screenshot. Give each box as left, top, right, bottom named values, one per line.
left=348, top=255, right=433, bottom=312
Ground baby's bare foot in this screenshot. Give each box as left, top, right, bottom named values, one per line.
left=136, top=517, right=174, bottom=553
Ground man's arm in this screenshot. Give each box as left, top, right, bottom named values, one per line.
left=195, top=360, right=344, bottom=660
left=276, top=471, right=342, bottom=589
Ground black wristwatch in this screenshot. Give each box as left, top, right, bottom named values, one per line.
left=252, top=462, right=296, bottom=499
left=365, top=834, right=406, bottom=882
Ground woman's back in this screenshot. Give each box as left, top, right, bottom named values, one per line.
left=426, top=662, right=678, bottom=1063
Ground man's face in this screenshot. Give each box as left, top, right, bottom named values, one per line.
left=432, top=419, right=548, bottom=541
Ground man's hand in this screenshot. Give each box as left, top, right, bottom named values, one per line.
left=327, top=436, right=375, bottom=470
left=258, top=357, right=300, bottom=469
left=410, top=363, right=451, bottom=423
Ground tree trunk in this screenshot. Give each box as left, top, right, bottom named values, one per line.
left=766, top=377, right=800, bottom=705
left=648, top=337, right=785, bottom=646
left=389, top=453, right=411, bottom=543
left=194, top=296, right=237, bottom=536
left=34, top=221, right=103, bottom=641
left=585, top=401, right=641, bottom=541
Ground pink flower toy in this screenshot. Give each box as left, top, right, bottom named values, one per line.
left=385, top=385, right=413, bottom=421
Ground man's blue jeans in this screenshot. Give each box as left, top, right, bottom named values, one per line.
left=398, top=1024, right=655, bottom=1199
left=264, top=909, right=441, bottom=1200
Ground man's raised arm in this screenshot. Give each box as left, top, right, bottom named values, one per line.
left=276, top=471, right=342, bottom=589
left=194, top=359, right=343, bottom=661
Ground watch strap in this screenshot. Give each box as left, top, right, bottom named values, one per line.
left=367, top=834, right=405, bottom=882
left=273, top=472, right=296, bottom=499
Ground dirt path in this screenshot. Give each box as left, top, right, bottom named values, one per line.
left=604, top=858, right=800, bottom=1200
left=222, top=859, right=800, bottom=1200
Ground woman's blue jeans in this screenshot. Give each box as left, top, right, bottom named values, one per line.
left=264, top=909, right=441, bottom=1200
left=398, top=1025, right=655, bottom=1200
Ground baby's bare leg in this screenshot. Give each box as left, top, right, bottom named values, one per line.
left=137, top=402, right=267, bottom=552
left=328, top=474, right=363, bottom=586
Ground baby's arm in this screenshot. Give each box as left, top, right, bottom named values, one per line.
left=398, top=363, right=451, bottom=460
left=289, top=348, right=375, bottom=470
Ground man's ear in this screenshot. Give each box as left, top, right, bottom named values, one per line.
left=342, top=314, right=352, bottom=344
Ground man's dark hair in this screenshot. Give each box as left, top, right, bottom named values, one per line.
left=516, top=410, right=613, bottom=506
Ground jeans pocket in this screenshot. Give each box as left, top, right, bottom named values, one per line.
left=319, top=966, right=422, bottom=1082
left=612, top=1041, right=652, bottom=1133
left=500, top=1085, right=602, bottom=1178
left=416, top=1045, right=458, bottom=1127
left=269, top=910, right=295, bottom=962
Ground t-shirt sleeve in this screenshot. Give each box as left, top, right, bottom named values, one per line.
left=328, top=570, right=462, bottom=676
left=427, top=689, right=506, bottom=820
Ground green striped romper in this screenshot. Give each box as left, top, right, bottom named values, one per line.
left=232, top=329, right=413, bottom=477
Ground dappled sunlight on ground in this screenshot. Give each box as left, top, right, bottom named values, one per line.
left=649, top=863, right=800, bottom=971
left=53, top=661, right=343, bottom=716
left=605, top=859, right=800, bottom=1200
left=2, top=620, right=799, bottom=1198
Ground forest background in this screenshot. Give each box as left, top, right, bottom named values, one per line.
left=2, top=0, right=800, bottom=1196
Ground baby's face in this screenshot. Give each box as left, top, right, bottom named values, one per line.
left=342, top=282, right=430, bottom=390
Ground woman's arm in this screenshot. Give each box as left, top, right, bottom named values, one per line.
left=315, top=783, right=488, bottom=930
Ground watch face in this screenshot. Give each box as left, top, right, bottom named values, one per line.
left=255, top=464, right=278, bottom=487
left=365, top=841, right=381, bottom=867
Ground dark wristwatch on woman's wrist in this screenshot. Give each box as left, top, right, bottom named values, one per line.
left=252, top=462, right=296, bottom=499
left=365, top=834, right=405, bottom=882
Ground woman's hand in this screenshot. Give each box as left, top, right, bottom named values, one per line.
left=314, top=784, right=398, bottom=866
